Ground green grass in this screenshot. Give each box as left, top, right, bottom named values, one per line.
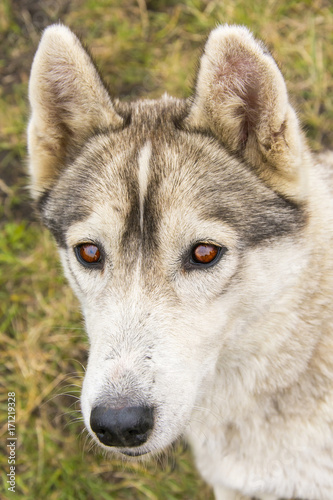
left=1, top=0, right=332, bottom=498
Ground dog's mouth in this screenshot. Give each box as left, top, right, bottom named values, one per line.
left=92, top=437, right=155, bottom=458
left=119, top=448, right=151, bottom=457
left=90, top=431, right=154, bottom=458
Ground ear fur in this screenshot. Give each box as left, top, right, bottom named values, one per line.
left=28, top=24, right=123, bottom=198
left=186, top=25, right=310, bottom=200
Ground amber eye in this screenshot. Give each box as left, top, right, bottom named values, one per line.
left=75, top=243, right=102, bottom=267
left=191, top=243, right=222, bottom=266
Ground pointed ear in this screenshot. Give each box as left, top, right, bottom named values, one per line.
left=28, top=24, right=124, bottom=198
left=185, top=25, right=309, bottom=199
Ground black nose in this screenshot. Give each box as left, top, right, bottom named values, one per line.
left=90, top=405, right=154, bottom=448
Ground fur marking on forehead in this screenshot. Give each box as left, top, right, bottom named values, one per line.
left=138, top=141, right=152, bottom=233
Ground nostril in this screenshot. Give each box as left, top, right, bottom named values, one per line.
left=90, top=405, right=154, bottom=448
left=95, top=427, right=105, bottom=439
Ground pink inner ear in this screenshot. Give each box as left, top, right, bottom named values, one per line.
left=215, top=53, right=261, bottom=148
left=186, top=26, right=305, bottom=199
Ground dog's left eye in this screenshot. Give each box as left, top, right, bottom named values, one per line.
left=187, top=242, right=226, bottom=269
left=75, top=243, right=102, bottom=268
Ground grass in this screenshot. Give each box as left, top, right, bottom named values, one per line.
left=0, top=0, right=332, bottom=498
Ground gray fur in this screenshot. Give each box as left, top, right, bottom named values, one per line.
left=40, top=99, right=305, bottom=251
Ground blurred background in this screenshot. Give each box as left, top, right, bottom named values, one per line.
left=1, top=1, right=332, bottom=498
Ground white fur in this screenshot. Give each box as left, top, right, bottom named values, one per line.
left=138, top=141, right=152, bottom=233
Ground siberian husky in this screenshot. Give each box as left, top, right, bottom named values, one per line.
left=28, top=24, right=333, bottom=500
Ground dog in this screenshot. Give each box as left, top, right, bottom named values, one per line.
left=27, top=24, right=333, bottom=500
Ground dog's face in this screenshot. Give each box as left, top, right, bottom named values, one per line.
left=28, top=25, right=308, bottom=456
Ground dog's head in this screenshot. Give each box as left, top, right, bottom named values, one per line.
left=28, top=25, right=309, bottom=456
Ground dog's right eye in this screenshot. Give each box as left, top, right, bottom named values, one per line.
left=75, top=243, right=102, bottom=268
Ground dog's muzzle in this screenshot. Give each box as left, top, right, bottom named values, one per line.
left=90, top=405, right=154, bottom=449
